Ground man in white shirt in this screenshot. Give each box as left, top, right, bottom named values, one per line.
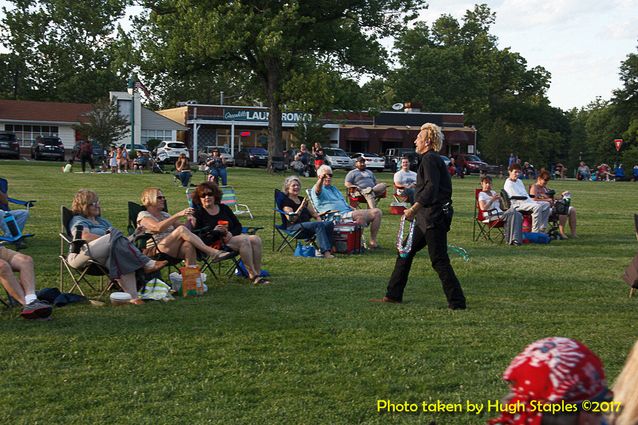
left=503, top=163, right=550, bottom=233
left=393, top=157, right=417, bottom=203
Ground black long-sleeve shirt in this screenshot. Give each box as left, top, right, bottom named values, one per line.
left=414, top=150, right=453, bottom=230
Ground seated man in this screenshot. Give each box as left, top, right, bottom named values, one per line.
left=0, top=246, right=52, bottom=320
left=503, top=163, right=550, bottom=233
left=577, top=161, right=591, bottom=180
left=0, top=183, right=29, bottom=243
left=310, top=165, right=382, bottom=249
left=344, top=157, right=387, bottom=208
left=393, top=157, right=417, bottom=203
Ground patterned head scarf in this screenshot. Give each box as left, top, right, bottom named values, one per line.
left=489, top=337, right=609, bottom=425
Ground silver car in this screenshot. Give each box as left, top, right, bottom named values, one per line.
left=324, top=147, right=354, bottom=170
left=155, top=141, right=189, bottom=163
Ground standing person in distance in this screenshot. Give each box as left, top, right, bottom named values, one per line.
left=371, top=123, right=466, bottom=310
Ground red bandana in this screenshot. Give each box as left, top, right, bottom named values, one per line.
left=488, top=337, right=608, bottom=425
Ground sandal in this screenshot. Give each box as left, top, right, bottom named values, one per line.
left=210, top=250, right=235, bottom=263
left=253, top=276, right=271, bottom=285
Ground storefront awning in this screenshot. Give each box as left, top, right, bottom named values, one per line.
left=347, top=127, right=369, bottom=141
left=445, top=130, right=471, bottom=144
left=381, top=128, right=403, bottom=142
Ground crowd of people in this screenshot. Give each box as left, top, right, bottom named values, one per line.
left=3, top=124, right=638, bottom=425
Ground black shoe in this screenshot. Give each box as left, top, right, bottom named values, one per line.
left=449, top=304, right=466, bottom=310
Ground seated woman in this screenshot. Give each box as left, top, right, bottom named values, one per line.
left=206, top=149, right=227, bottom=186
left=137, top=187, right=233, bottom=264
left=175, top=153, right=192, bottom=187
left=477, top=175, right=523, bottom=246
left=191, top=182, right=270, bottom=285
left=68, top=189, right=167, bottom=304
left=530, top=169, right=577, bottom=238
left=281, top=176, right=335, bottom=259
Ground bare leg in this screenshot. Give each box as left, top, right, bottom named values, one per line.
left=117, top=272, right=139, bottom=298
left=559, top=215, right=569, bottom=238
left=0, top=259, right=26, bottom=305
left=226, top=235, right=258, bottom=279
left=157, top=226, right=222, bottom=258
left=177, top=241, right=197, bottom=266
left=10, top=252, right=36, bottom=298
left=248, top=235, right=262, bottom=272
left=569, top=207, right=577, bottom=237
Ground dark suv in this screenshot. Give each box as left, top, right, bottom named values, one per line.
left=235, top=147, right=268, bottom=167
left=31, top=136, right=65, bottom=161
left=384, top=148, right=419, bottom=171
left=0, top=132, right=20, bottom=159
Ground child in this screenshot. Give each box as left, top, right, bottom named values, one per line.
left=109, top=147, right=118, bottom=173
left=62, top=160, right=73, bottom=173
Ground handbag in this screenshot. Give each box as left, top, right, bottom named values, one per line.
left=294, top=241, right=317, bottom=257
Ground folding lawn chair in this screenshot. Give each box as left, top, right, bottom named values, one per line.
left=58, top=206, right=115, bottom=297
left=472, top=188, right=505, bottom=243
left=347, top=186, right=387, bottom=209
left=0, top=177, right=35, bottom=249
left=220, top=185, right=253, bottom=219
left=271, top=189, right=316, bottom=252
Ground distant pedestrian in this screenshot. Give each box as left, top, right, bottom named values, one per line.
left=508, top=152, right=518, bottom=168
left=78, top=140, right=95, bottom=173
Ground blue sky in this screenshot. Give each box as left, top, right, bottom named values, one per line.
left=1, top=0, right=637, bottom=110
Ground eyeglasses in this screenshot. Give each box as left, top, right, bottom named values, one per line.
left=201, top=192, right=214, bottom=198
left=89, top=202, right=100, bottom=207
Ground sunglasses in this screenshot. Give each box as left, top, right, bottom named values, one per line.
left=89, top=202, right=100, bottom=207
left=201, top=192, right=214, bottom=198
left=156, top=196, right=166, bottom=200
left=324, top=174, right=333, bottom=177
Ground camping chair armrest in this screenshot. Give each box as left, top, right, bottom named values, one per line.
left=274, top=208, right=297, bottom=217
left=9, top=197, right=35, bottom=208
left=59, top=233, right=73, bottom=244
left=242, top=226, right=263, bottom=235
left=485, top=209, right=502, bottom=219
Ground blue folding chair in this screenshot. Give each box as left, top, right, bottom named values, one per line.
left=272, top=189, right=316, bottom=252
left=0, top=177, right=35, bottom=248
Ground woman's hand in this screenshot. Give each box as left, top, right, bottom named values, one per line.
left=180, top=207, right=194, bottom=217
left=214, top=224, right=226, bottom=232
left=222, top=232, right=232, bottom=243
left=134, top=225, right=146, bottom=236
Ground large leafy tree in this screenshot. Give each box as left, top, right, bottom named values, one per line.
left=389, top=4, right=570, bottom=168
left=135, top=0, right=424, bottom=169
left=73, top=99, right=130, bottom=149
left=0, top=0, right=131, bottom=102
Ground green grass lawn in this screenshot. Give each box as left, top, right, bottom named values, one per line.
left=0, top=160, right=637, bottom=424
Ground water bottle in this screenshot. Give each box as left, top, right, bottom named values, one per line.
left=3, top=213, right=20, bottom=238
left=71, top=224, right=85, bottom=254
left=186, top=187, right=193, bottom=208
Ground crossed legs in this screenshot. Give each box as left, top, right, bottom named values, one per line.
left=351, top=208, right=382, bottom=248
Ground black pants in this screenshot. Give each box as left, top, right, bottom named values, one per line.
left=80, top=154, right=94, bottom=172
left=386, top=224, right=466, bottom=308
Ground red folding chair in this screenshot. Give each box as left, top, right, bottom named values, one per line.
left=472, top=188, right=505, bottom=243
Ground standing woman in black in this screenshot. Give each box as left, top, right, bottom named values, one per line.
left=371, top=123, right=466, bottom=309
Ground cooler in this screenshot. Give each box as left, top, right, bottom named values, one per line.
left=332, top=223, right=363, bottom=254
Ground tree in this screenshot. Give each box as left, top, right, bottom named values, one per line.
left=73, top=99, right=130, bottom=149
left=135, top=0, right=425, bottom=170
left=0, top=0, right=130, bottom=102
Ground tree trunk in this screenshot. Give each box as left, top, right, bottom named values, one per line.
left=265, top=63, right=284, bottom=172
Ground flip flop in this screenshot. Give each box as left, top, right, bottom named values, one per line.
left=253, top=276, right=271, bottom=285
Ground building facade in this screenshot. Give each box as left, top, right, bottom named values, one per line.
left=157, top=104, right=476, bottom=161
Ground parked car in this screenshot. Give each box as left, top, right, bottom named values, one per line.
left=235, top=147, right=268, bottom=167
left=30, top=135, right=65, bottom=161
left=121, top=143, right=151, bottom=156
left=154, top=141, right=189, bottom=164
left=349, top=152, right=385, bottom=171
left=454, top=153, right=500, bottom=175
left=202, top=145, right=235, bottom=166
left=323, top=147, right=354, bottom=170
left=0, top=132, right=20, bottom=159
left=384, top=148, right=419, bottom=171
left=440, top=155, right=451, bottom=168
